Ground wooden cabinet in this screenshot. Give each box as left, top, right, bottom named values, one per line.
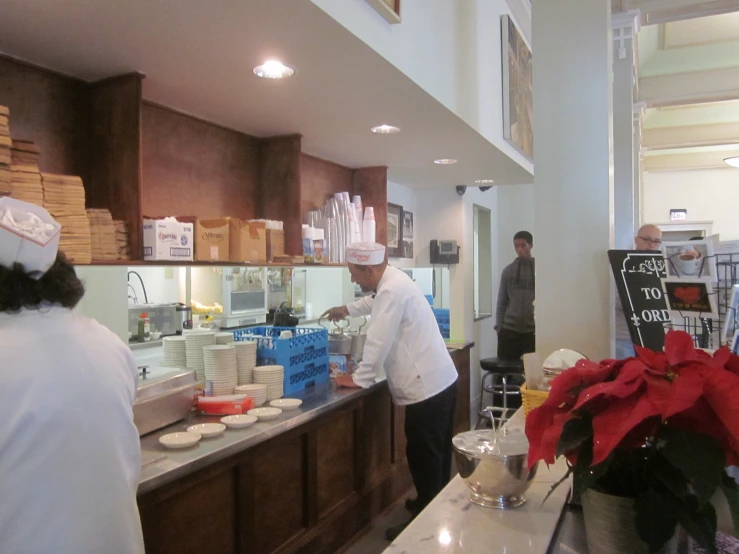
left=0, top=55, right=388, bottom=260
left=137, top=385, right=412, bottom=554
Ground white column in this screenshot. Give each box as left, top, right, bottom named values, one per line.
left=633, top=103, right=646, bottom=228
left=533, top=0, right=615, bottom=360
left=613, top=11, right=640, bottom=249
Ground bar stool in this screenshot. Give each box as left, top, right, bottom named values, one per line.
left=478, top=357, right=525, bottom=424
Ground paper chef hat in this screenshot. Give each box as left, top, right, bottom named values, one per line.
left=346, top=242, right=386, bottom=266
left=0, top=197, right=61, bottom=277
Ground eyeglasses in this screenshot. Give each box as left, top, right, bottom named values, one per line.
left=637, top=236, right=662, bottom=245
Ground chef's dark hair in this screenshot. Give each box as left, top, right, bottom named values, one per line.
left=0, top=251, right=85, bottom=313
left=514, top=231, right=533, bottom=246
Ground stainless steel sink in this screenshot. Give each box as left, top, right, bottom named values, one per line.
left=134, top=369, right=196, bottom=436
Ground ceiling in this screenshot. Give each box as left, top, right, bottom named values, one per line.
left=0, top=0, right=533, bottom=190
left=638, top=9, right=739, bottom=171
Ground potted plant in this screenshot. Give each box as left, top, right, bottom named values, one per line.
left=526, top=330, right=739, bottom=554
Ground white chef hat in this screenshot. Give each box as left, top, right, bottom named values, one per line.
left=0, top=197, right=61, bottom=277
left=346, top=242, right=386, bottom=266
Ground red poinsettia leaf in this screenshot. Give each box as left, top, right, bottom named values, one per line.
left=634, top=344, right=658, bottom=366
left=591, top=394, right=660, bottom=465
left=644, top=372, right=672, bottom=415
left=525, top=404, right=563, bottom=469
left=665, top=366, right=705, bottom=418
left=664, top=330, right=697, bottom=366
left=702, top=368, right=739, bottom=453
left=571, top=376, right=644, bottom=413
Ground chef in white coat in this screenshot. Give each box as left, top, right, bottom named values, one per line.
left=0, top=198, right=144, bottom=554
left=323, top=242, right=458, bottom=541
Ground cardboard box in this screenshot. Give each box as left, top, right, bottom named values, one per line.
left=143, top=217, right=194, bottom=261
left=229, top=219, right=266, bottom=263
left=249, top=222, right=285, bottom=261
left=195, top=218, right=230, bottom=262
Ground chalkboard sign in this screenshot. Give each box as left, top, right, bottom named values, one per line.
left=608, top=250, right=669, bottom=352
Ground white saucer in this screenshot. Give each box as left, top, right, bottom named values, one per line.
left=269, top=398, right=302, bottom=411
left=159, top=431, right=201, bottom=449
left=186, top=423, right=226, bottom=438
left=248, top=407, right=283, bottom=421
left=220, top=414, right=258, bottom=429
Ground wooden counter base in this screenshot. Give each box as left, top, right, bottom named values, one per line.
left=137, top=346, right=472, bottom=554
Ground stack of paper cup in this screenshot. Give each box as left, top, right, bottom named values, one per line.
left=353, top=195, right=363, bottom=241
left=363, top=207, right=376, bottom=243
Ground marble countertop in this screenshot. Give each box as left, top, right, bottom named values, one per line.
left=386, top=410, right=571, bottom=553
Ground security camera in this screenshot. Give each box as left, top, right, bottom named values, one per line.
left=479, top=186, right=492, bottom=192
left=456, top=185, right=467, bottom=196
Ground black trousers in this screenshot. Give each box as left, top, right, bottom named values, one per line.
left=404, top=381, right=458, bottom=513
left=497, top=328, right=535, bottom=360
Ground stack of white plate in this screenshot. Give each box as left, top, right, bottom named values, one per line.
left=253, top=365, right=284, bottom=401
left=185, top=331, right=216, bottom=381
left=230, top=341, right=258, bottom=385
left=234, top=384, right=267, bottom=407
left=161, top=336, right=187, bottom=367
left=215, top=331, right=235, bottom=345
left=203, top=345, right=238, bottom=395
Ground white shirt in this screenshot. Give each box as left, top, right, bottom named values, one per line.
left=0, top=307, right=144, bottom=554
left=347, top=266, right=458, bottom=405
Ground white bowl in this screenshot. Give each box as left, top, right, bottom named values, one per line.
left=220, top=414, right=258, bottom=429
left=159, top=431, right=201, bottom=449
left=269, top=398, right=302, bottom=411
left=186, top=423, right=226, bottom=438
left=247, top=407, right=283, bottom=421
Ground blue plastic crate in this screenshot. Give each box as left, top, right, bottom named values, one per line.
left=432, top=308, right=450, bottom=317
left=424, top=295, right=434, bottom=305
left=233, top=326, right=329, bottom=395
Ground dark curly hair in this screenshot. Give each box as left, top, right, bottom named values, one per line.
left=0, top=251, right=85, bottom=313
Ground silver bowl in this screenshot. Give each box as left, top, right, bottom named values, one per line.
left=453, top=430, right=538, bottom=509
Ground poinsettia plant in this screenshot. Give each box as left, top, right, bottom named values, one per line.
left=526, top=330, right=739, bottom=554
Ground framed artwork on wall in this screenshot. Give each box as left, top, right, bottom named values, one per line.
left=387, top=203, right=403, bottom=258
left=365, top=0, right=401, bottom=24
left=501, top=15, right=534, bottom=161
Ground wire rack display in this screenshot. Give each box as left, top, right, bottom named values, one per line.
left=670, top=253, right=739, bottom=350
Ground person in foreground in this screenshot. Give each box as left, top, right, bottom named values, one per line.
left=0, top=198, right=144, bottom=554
left=323, top=242, right=458, bottom=542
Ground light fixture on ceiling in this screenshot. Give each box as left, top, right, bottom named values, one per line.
left=253, top=60, right=295, bottom=79
left=371, top=124, right=401, bottom=134
left=434, top=158, right=458, bottom=165
left=725, top=156, right=739, bottom=168
left=474, top=179, right=495, bottom=184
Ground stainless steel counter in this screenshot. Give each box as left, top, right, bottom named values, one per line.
left=137, top=377, right=386, bottom=495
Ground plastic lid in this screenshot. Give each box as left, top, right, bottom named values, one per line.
left=140, top=312, right=148, bottom=318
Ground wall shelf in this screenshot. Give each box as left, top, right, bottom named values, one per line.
left=85, top=260, right=348, bottom=268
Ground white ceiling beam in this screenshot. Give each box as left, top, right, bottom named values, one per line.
left=624, top=0, right=739, bottom=24
left=639, top=67, right=739, bottom=107
left=643, top=122, right=739, bottom=150
left=644, top=148, right=739, bottom=171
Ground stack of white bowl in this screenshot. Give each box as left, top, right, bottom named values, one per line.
left=215, top=331, right=235, bottom=345
left=185, top=331, right=216, bottom=381
left=203, top=345, right=238, bottom=395
left=253, top=365, right=284, bottom=401
left=234, top=384, right=267, bottom=407
left=230, top=341, right=258, bottom=385
left=161, top=336, right=187, bottom=367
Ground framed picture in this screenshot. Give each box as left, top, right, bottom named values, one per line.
left=661, top=278, right=718, bottom=319
left=387, top=203, right=403, bottom=258
left=402, top=240, right=414, bottom=259
left=662, top=239, right=717, bottom=281
left=365, top=0, right=401, bottom=24
left=403, top=211, right=414, bottom=240
left=501, top=15, right=533, bottom=161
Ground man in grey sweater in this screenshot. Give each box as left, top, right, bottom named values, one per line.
left=496, top=231, right=535, bottom=360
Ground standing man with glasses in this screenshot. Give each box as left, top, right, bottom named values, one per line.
left=615, top=224, right=664, bottom=358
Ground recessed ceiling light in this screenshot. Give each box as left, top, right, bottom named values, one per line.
left=725, top=156, right=739, bottom=168
left=475, top=179, right=495, bottom=184
left=253, top=60, right=295, bottom=79
left=434, top=158, right=458, bottom=165
left=371, top=125, right=401, bottom=134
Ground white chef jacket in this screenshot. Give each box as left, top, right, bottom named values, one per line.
left=0, top=306, right=144, bottom=554
left=347, top=265, right=458, bottom=405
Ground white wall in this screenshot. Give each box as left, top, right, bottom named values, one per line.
left=126, top=266, right=184, bottom=305
left=304, top=267, right=348, bottom=319
left=496, top=184, right=535, bottom=281
left=643, top=169, right=739, bottom=241
left=75, top=266, right=129, bottom=343
left=311, top=0, right=533, bottom=175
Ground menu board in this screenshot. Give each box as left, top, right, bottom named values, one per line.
left=609, top=250, right=669, bottom=352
